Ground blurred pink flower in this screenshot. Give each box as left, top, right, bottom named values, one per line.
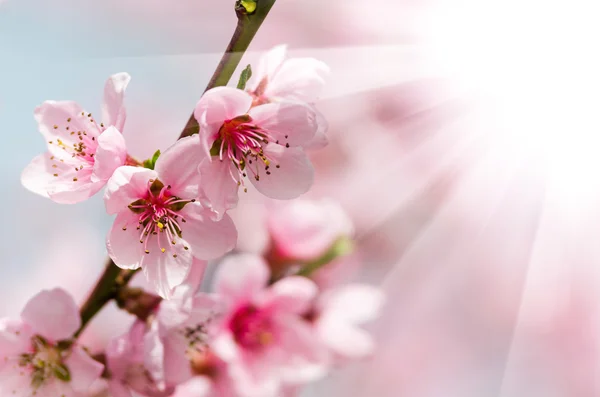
left=21, top=73, right=131, bottom=204
left=313, top=284, right=384, bottom=359
left=194, top=87, right=318, bottom=217
left=106, top=321, right=173, bottom=397
left=247, top=45, right=330, bottom=149
left=0, top=289, right=103, bottom=396
left=209, top=254, right=327, bottom=396
left=247, top=45, right=328, bottom=105
left=267, top=198, right=353, bottom=262
left=104, top=136, right=237, bottom=299
left=143, top=290, right=218, bottom=390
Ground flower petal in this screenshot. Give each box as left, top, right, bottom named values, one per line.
left=107, top=211, right=144, bottom=270
left=316, top=317, right=375, bottom=358
left=213, top=254, right=269, bottom=302
left=92, top=126, right=127, bottom=182
left=266, top=58, right=329, bottom=103
left=21, top=288, right=80, bottom=341
left=194, top=87, right=253, bottom=127
left=197, top=157, right=240, bottom=221
left=211, top=332, right=241, bottom=363
left=163, top=333, right=194, bottom=386
left=261, top=276, right=318, bottom=315
left=303, top=108, right=329, bottom=150
left=320, top=284, right=385, bottom=324
left=102, top=72, right=131, bottom=132
left=0, top=319, right=31, bottom=357
left=47, top=169, right=105, bottom=204
left=249, top=102, right=317, bottom=147
left=35, top=101, right=102, bottom=152
left=104, top=166, right=158, bottom=215
left=274, top=316, right=328, bottom=384
left=154, top=136, right=203, bottom=199
left=249, top=144, right=314, bottom=200
left=142, top=240, right=193, bottom=299
left=249, top=45, right=288, bottom=92
left=178, top=203, right=237, bottom=260
left=65, top=346, right=104, bottom=392
left=175, top=257, right=208, bottom=296
left=194, top=88, right=253, bottom=160
left=21, top=153, right=57, bottom=198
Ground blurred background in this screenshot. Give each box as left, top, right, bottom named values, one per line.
left=2, top=0, right=600, bottom=396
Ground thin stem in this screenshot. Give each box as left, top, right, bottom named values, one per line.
left=180, top=0, right=278, bottom=139
left=75, top=259, right=138, bottom=338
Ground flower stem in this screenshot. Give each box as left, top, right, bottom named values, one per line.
left=179, top=0, right=278, bottom=139
left=75, top=259, right=138, bottom=338
left=75, top=0, right=277, bottom=339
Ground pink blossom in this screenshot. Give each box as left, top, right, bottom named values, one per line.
left=266, top=198, right=354, bottom=262
left=143, top=289, right=219, bottom=390
left=209, top=254, right=327, bottom=396
left=194, top=87, right=318, bottom=218
left=313, top=284, right=384, bottom=359
left=106, top=321, right=173, bottom=397
left=169, top=352, right=237, bottom=397
left=21, top=73, right=132, bottom=204
left=246, top=45, right=329, bottom=106
left=246, top=45, right=330, bottom=149
left=104, top=136, right=237, bottom=299
left=0, top=289, right=104, bottom=396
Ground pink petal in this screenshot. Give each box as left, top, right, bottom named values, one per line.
left=266, top=58, right=329, bottom=103
left=92, top=126, right=127, bottom=182
left=197, top=157, right=240, bottom=221
left=274, top=316, right=328, bottom=384
left=178, top=203, right=237, bottom=260
left=248, top=45, right=288, bottom=92
left=21, top=153, right=56, bottom=198
left=249, top=144, right=314, bottom=200
left=268, top=199, right=353, bottom=261
left=35, top=101, right=102, bottom=153
left=143, top=326, right=167, bottom=390
left=194, top=87, right=253, bottom=126
left=175, top=257, right=208, bottom=296
left=171, top=378, right=212, bottom=397
left=109, top=381, right=134, bottom=397
left=154, top=136, right=203, bottom=199
left=21, top=151, right=104, bottom=204
left=0, top=319, right=31, bottom=357
left=65, top=346, right=104, bottom=392
left=142, top=240, right=193, bottom=299
left=249, top=102, right=317, bottom=147
left=261, top=276, right=318, bottom=315
left=104, top=166, right=158, bottom=215
left=303, top=108, right=329, bottom=150
left=48, top=177, right=106, bottom=205
left=102, top=72, right=131, bottom=132
left=320, top=284, right=385, bottom=324
left=211, top=332, right=241, bottom=362
left=21, top=288, right=80, bottom=341
left=107, top=211, right=144, bottom=270
left=213, top=254, right=269, bottom=302
left=22, top=153, right=104, bottom=204
left=194, top=88, right=253, bottom=160
left=316, top=317, right=374, bottom=358
left=163, top=334, right=194, bottom=386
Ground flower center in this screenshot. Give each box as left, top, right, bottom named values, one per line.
left=229, top=305, right=274, bottom=350
left=47, top=112, right=102, bottom=181
left=126, top=179, right=194, bottom=257
left=212, top=115, right=286, bottom=190
left=19, top=336, right=71, bottom=389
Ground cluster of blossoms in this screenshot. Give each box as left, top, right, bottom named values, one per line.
left=4, top=46, right=384, bottom=396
